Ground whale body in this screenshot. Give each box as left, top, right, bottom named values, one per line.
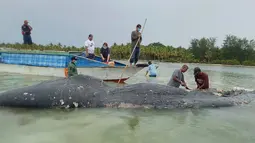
left=0, top=75, right=254, bottom=109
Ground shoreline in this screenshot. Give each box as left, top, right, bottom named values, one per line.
left=1, top=44, right=255, bottom=67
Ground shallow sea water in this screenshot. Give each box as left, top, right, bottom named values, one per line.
left=0, top=63, right=255, bottom=143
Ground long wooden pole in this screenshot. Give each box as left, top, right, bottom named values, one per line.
left=117, top=18, right=147, bottom=84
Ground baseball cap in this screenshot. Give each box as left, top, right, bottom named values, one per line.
left=71, top=56, right=78, bottom=61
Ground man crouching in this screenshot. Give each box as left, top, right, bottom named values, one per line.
left=167, top=65, right=189, bottom=89
left=193, top=67, right=209, bottom=90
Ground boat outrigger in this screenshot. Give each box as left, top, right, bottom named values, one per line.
left=0, top=50, right=147, bottom=83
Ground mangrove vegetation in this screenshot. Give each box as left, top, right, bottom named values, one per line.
left=1, top=34, right=255, bottom=66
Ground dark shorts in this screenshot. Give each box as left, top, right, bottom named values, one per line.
left=23, top=34, right=32, bottom=45
left=149, top=75, right=157, bottom=77
left=87, top=53, right=95, bottom=59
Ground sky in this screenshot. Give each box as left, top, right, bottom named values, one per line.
left=0, top=0, right=254, bottom=48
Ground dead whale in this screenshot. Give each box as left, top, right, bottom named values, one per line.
left=0, top=74, right=254, bottom=109
left=0, top=75, right=108, bottom=108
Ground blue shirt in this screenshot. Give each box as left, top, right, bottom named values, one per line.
left=148, top=64, right=157, bottom=76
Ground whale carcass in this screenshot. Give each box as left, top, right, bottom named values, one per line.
left=0, top=75, right=254, bottom=109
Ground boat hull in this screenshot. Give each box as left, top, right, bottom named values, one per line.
left=0, top=50, right=146, bottom=83
left=0, top=63, right=143, bottom=83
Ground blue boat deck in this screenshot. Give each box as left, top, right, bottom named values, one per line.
left=0, top=50, right=127, bottom=68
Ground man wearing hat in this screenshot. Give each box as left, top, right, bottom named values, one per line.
left=21, top=20, right=33, bottom=45
left=67, top=56, right=78, bottom=77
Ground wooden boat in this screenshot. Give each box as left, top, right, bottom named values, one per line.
left=0, top=50, right=147, bottom=83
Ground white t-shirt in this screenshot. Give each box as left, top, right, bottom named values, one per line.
left=84, top=39, right=95, bottom=54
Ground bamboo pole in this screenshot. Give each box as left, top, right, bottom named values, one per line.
left=117, top=19, right=147, bottom=84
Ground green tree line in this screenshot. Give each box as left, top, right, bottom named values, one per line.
left=1, top=34, right=255, bottom=66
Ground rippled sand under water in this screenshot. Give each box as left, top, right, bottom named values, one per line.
left=1, top=107, right=255, bottom=143
left=0, top=63, right=255, bottom=143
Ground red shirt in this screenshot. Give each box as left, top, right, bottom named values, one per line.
left=195, top=72, right=209, bottom=89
